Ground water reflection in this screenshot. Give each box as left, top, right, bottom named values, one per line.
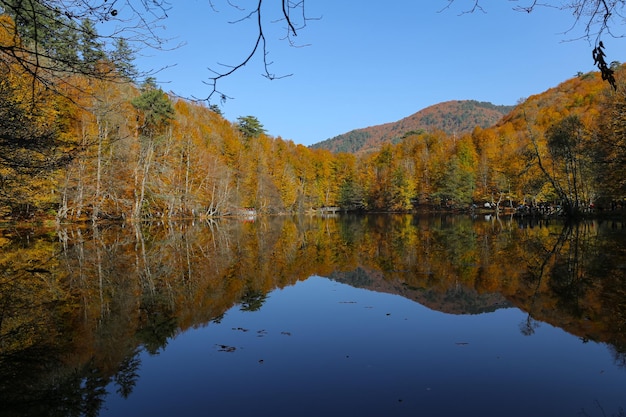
left=1, top=215, right=625, bottom=416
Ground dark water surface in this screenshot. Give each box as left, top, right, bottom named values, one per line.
left=1, top=214, right=626, bottom=416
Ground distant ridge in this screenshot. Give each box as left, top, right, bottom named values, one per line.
left=310, top=100, right=514, bottom=154
left=329, top=267, right=511, bottom=315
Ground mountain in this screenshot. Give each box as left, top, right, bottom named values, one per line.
left=310, top=100, right=515, bottom=154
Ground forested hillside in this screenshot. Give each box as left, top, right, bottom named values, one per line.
left=311, top=100, right=514, bottom=154
left=1, top=8, right=625, bottom=221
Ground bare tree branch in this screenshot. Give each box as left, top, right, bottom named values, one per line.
left=447, top=0, right=625, bottom=40
left=439, top=0, right=485, bottom=14
left=4, top=1, right=623, bottom=104
left=444, top=0, right=626, bottom=88
left=198, top=0, right=312, bottom=103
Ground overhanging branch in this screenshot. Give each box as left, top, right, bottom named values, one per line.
left=198, top=0, right=311, bottom=103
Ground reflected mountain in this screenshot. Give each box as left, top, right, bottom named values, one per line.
left=329, top=267, right=512, bottom=315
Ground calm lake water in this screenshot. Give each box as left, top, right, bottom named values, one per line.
left=1, top=214, right=626, bottom=417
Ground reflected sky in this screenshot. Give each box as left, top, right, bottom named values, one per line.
left=100, top=276, right=626, bottom=417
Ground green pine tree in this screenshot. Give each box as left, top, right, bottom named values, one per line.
left=237, top=115, right=266, bottom=139
left=109, top=38, right=137, bottom=81
left=78, top=19, right=106, bottom=71
left=131, top=78, right=175, bottom=137
left=3, top=0, right=80, bottom=69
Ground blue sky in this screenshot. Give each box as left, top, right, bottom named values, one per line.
left=129, top=1, right=625, bottom=146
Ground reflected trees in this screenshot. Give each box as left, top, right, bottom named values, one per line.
left=2, top=215, right=626, bottom=416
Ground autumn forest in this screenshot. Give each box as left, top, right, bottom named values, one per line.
left=2, top=9, right=626, bottom=223
left=6, top=3, right=626, bottom=414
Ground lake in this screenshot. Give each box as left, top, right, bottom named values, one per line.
left=1, top=214, right=626, bottom=417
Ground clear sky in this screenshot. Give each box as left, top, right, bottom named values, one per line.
left=129, top=1, right=626, bottom=146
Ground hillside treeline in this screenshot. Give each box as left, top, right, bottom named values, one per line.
left=310, top=100, right=515, bottom=154
left=2, top=11, right=626, bottom=221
